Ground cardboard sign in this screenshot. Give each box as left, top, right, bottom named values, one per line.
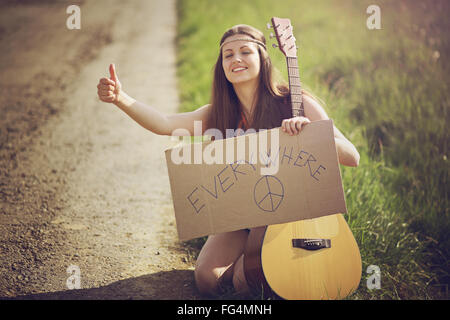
left=164, top=120, right=347, bottom=241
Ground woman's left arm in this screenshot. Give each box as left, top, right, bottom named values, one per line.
left=332, top=125, right=360, bottom=167
left=281, top=94, right=360, bottom=167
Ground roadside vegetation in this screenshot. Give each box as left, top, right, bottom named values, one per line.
left=175, top=0, right=449, bottom=299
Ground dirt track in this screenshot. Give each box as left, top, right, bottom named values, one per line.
left=0, top=0, right=201, bottom=299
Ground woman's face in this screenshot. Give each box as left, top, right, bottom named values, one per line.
left=221, top=34, right=261, bottom=85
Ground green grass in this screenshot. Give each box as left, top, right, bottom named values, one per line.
left=175, top=0, right=449, bottom=299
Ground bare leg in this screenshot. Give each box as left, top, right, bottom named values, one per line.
left=232, top=254, right=250, bottom=294
left=194, top=229, right=248, bottom=296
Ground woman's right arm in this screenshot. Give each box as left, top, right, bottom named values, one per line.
left=97, top=64, right=210, bottom=136
left=114, top=90, right=211, bottom=136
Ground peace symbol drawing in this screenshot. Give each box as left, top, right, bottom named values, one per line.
left=253, top=175, right=285, bottom=212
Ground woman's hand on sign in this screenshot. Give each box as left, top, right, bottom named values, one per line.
left=282, top=116, right=311, bottom=136
left=97, top=63, right=122, bottom=103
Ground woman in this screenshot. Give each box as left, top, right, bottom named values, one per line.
left=97, top=24, right=360, bottom=297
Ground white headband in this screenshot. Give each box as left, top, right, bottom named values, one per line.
left=220, top=37, right=266, bottom=50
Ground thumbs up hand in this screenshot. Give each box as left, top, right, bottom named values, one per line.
left=97, top=63, right=122, bottom=103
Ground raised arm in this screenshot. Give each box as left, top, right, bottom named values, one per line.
left=97, top=64, right=211, bottom=136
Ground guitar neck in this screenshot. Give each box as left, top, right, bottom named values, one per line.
left=286, top=56, right=304, bottom=117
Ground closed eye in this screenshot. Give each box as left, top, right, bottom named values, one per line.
left=224, top=51, right=252, bottom=59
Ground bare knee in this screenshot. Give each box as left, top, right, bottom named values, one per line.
left=194, top=231, right=249, bottom=296
left=194, top=263, right=222, bottom=296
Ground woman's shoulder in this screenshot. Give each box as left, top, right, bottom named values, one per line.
left=193, top=103, right=212, bottom=117
left=197, top=103, right=211, bottom=110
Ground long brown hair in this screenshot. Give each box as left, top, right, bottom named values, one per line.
left=206, top=24, right=291, bottom=136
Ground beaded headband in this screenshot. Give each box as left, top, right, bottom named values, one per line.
left=220, top=37, right=267, bottom=50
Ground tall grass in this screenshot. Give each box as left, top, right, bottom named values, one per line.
left=175, top=0, right=448, bottom=299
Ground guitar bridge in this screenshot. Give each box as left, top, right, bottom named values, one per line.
left=292, top=239, right=331, bottom=251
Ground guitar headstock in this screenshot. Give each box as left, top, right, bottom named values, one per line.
left=267, top=17, right=297, bottom=58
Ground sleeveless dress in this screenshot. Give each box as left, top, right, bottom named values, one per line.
left=235, top=101, right=292, bottom=133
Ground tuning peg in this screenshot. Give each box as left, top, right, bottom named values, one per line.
left=272, top=43, right=278, bottom=48
left=266, top=22, right=272, bottom=29
left=269, top=32, right=275, bottom=39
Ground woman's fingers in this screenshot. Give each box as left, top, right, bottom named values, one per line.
left=282, top=119, right=298, bottom=135
left=97, top=83, right=115, bottom=91
left=97, top=85, right=115, bottom=96
left=282, top=119, right=292, bottom=135
left=97, top=83, right=116, bottom=101
left=288, top=119, right=297, bottom=135
left=98, top=89, right=111, bottom=96
left=282, top=119, right=288, bottom=134
left=295, top=117, right=310, bottom=132
left=100, top=77, right=115, bottom=86
left=99, top=92, right=115, bottom=103
left=282, top=117, right=310, bottom=135
left=98, top=90, right=113, bottom=98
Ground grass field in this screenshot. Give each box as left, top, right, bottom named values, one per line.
left=175, top=0, right=449, bottom=299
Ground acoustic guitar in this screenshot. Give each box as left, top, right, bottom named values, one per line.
left=243, top=17, right=362, bottom=300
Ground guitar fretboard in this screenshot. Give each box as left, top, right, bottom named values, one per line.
left=286, top=57, right=304, bottom=117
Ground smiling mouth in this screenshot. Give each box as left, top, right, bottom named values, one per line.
left=232, top=67, right=248, bottom=73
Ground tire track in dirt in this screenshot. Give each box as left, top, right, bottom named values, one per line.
left=1, top=0, right=199, bottom=299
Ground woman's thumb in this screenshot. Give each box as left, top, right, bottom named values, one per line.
left=109, top=63, right=118, bottom=82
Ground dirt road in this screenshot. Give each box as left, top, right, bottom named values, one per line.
left=0, top=0, right=201, bottom=299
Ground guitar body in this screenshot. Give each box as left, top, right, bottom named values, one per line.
left=244, top=214, right=361, bottom=300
